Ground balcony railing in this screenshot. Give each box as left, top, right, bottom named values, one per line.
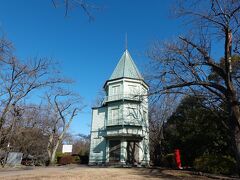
left=106, top=118, right=143, bottom=127
left=103, top=94, right=143, bottom=104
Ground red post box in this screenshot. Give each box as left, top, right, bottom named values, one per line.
left=174, top=149, right=182, bottom=169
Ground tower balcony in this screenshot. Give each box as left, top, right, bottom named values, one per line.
left=104, top=119, right=145, bottom=140
left=106, top=118, right=144, bottom=127
left=103, top=94, right=143, bottom=104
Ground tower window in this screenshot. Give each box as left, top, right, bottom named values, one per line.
left=109, top=107, right=119, bottom=125
left=111, top=85, right=120, bottom=95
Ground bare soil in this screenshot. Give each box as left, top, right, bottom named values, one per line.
left=0, top=165, right=234, bottom=180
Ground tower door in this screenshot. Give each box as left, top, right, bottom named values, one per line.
left=126, top=141, right=139, bottom=164
left=109, top=140, right=121, bottom=162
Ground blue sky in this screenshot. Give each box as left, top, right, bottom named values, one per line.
left=0, top=0, right=222, bottom=135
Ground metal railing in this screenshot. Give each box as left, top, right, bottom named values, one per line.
left=106, top=118, right=143, bottom=127
left=103, top=94, right=143, bottom=104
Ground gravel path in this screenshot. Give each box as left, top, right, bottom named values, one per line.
left=0, top=165, right=222, bottom=180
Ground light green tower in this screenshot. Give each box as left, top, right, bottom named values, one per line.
left=89, top=50, right=149, bottom=166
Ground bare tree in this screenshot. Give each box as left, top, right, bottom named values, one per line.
left=51, top=0, right=99, bottom=21
left=72, top=134, right=90, bottom=155
left=148, top=94, right=178, bottom=165
left=0, top=37, right=67, bottom=151
left=147, top=0, right=240, bottom=171
left=92, top=89, right=106, bottom=107
left=45, top=90, right=83, bottom=165
left=0, top=103, right=52, bottom=167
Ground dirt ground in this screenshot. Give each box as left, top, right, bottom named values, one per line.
left=0, top=165, right=235, bottom=180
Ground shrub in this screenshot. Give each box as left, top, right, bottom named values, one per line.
left=73, top=155, right=80, bottom=163
left=45, top=160, right=50, bottom=166
left=194, top=155, right=237, bottom=175
left=59, top=155, right=74, bottom=165
left=161, top=153, right=176, bottom=168
left=55, top=152, right=64, bottom=164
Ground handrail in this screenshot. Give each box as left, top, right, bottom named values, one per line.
left=107, top=118, right=143, bottom=126
left=103, top=94, right=143, bottom=103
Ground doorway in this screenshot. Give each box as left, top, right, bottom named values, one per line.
left=126, top=141, right=139, bottom=164
left=109, top=140, right=121, bottom=162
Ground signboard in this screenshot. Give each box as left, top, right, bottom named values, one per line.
left=6, top=152, right=23, bottom=166
left=62, top=145, right=72, bottom=153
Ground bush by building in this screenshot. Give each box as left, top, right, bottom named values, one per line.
left=59, top=155, right=74, bottom=165
left=194, top=155, right=237, bottom=175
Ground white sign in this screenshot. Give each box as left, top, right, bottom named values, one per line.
left=7, top=152, right=23, bottom=166
left=62, top=145, right=73, bottom=153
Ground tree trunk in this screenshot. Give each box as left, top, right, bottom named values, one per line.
left=228, top=90, right=240, bottom=174
left=224, top=27, right=240, bottom=173
left=234, top=126, right=240, bottom=164
left=231, top=102, right=240, bottom=173
left=47, top=108, right=76, bottom=165
left=47, top=133, right=53, bottom=165
left=49, top=128, right=66, bottom=165
left=50, top=140, right=60, bottom=165
left=229, top=122, right=240, bottom=175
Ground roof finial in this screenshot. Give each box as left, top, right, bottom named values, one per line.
left=125, top=32, right=128, bottom=50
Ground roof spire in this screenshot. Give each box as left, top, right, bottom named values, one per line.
left=125, top=33, right=128, bottom=50
left=109, top=50, right=143, bottom=80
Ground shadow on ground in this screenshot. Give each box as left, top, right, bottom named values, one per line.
left=131, top=168, right=184, bottom=179
left=121, top=167, right=220, bottom=179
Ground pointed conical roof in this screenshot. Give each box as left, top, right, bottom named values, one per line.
left=109, top=50, right=143, bottom=80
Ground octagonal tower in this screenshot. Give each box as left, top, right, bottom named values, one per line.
left=89, top=50, right=149, bottom=166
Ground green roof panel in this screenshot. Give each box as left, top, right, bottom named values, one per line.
left=110, top=50, right=143, bottom=80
